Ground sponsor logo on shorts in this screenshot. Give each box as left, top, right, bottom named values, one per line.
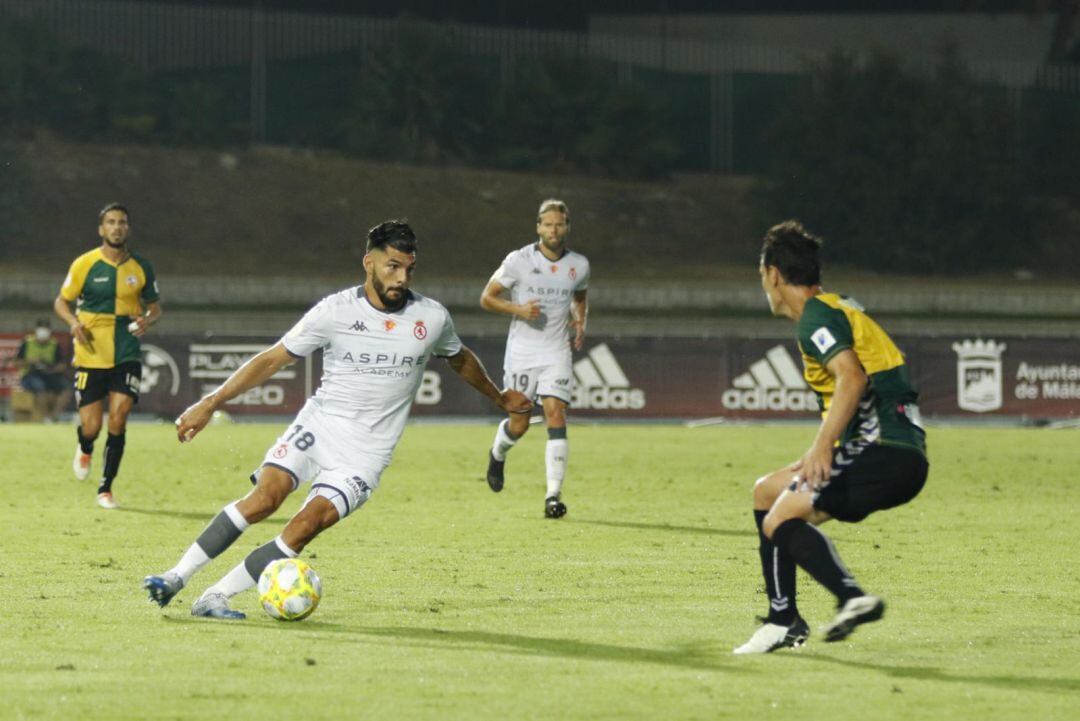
left=273, top=444, right=288, bottom=459
left=952, top=339, right=1006, bottom=412
left=572, top=344, right=646, bottom=410
left=722, top=345, right=817, bottom=412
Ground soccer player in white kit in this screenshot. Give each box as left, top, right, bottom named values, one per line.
left=481, top=199, right=589, bottom=518
left=143, top=220, right=531, bottom=619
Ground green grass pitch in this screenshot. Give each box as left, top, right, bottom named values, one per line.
left=1, top=422, right=1078, bottom=720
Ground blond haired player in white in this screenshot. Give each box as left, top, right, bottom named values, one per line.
left=481, top=199, right=589, bottom=518
left=143, top=220, right=531, bottom=619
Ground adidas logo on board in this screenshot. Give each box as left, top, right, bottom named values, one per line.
left=722, top=345, right=818, bottom=411
left=572, top=344, right=646, bottom=410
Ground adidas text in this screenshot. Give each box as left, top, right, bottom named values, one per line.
left=572, top=386, right=646, bottom=410
left=721, top=387, right=818, bottom=411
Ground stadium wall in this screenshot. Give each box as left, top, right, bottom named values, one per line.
left=5, top=333, right=1074, bottom=422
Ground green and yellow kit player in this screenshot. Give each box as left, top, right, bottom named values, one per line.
left=53, top=203, right=163, bottom=509
left=734, top=220, right=928, bottom=655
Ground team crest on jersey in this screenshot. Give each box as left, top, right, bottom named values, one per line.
left=413, top=320, right=427, bottom=339
left=569, top=267, right=577, bottom=280
left=125, top=275, right=138, bottom=287
left=384, top=319, right=396, bottom=332
left=272, top=443, right=288, bottom=459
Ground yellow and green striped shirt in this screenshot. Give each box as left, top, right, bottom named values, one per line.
left=797, top=293, right=925, bottom=455
left=60, top=248, right=159, bottom=369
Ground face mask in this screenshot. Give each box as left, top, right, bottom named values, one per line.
left=35, top=328, right=51, bottom=343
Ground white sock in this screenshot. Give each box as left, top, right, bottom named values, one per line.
left=171, top=545, right=209, bottom=585
left=203, top=536, right=298, bottom=599
left=169, top=502, right=250, bottom=584
left=545, top=438, right=568, bottom=498
left=491, top=419, right=520, bottom=462
left=203, top=562, right=259, bottom=599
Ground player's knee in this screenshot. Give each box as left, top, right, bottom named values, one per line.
left=242, top=483, right=290, bottom=522
left=752, top=475, right=773, bottom=505
left=508, top=415, right=530, bottom=437
left=762, top=510, right=783, bottom=540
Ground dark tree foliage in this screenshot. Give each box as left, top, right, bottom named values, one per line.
left=760, top=46, right=1033, bottom=274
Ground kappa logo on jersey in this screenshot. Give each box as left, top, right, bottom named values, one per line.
left=722, top=345, right=818, bottom=412
left=350, top=320, right=369, bottom=332
left=384, top=320, right=396, bottom=332
left=138, top=344, right=180, bottom=396
left=413, top=320, right=427, bottom=339
left=530, top=267, right=543, bottom=275
left=572, top=343, right=646, bottom=410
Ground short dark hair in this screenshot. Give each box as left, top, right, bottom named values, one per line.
left=760, top=220, right=823, bottom=286
left=367, top=219, right=417, bottom=254
left=99, top=202, right=129, bottom=223
left=35, top=318, right=50, bottom=329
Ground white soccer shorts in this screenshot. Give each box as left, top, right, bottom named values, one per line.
left=256, top=404, right=386, bottom=520
left=503, top=360, right=573, bottom=404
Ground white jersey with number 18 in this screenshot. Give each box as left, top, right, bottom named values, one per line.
left=491, top=242, right=590, bottom=369
left=281, top=287, right=462, bottom=468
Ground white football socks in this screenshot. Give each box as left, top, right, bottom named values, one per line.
left=203, top=536, right=298, bottom=599
left=171, top=502, right=250, bottom=584
left=491, top=419, right=520, bottom=462
left=545, top=437, right=568, bottom=498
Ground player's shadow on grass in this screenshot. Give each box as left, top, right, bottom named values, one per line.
left=570, top=519, right=754, bottom=538
left=121, top=507, right=287, bottom=526
left=797, top=652, right=1080, bottom=695
left=174, top=619, right=749, bottom=673
left=335, top=625, right=753, bottom=673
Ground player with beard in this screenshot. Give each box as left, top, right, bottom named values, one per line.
left=481, top=199, right=589, bottom=518
left=143, top=220, right=532, bottom=619
left=53, top=203, right=162, bottom=509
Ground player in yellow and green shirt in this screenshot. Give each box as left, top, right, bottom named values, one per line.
left=733, top=220, right=928, bottom=655
left=53, top=203, right=163, bottom=509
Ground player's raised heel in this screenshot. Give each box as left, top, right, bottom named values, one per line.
left=544, top=495, right=567, bottom=519
left=733, top=616, right=809, bottom=655
left=486, top=451, right=505, bottom=492
left=143, top=572, right=184, bottom=607
left=96, top=492, right=119, bottom=509
left=191, top=592, right=246, bottom=620
left=73, top=447, right=92, bottom=481
left=823, top=595, right=885, bottom=643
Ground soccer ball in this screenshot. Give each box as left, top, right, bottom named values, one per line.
left=258, top=558, right=322, bottom=621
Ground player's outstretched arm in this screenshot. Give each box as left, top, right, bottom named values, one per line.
left=176, top=342, right=296, bottom=443
left=480, top=279, right=541, bottom=321
left=445, top=346, right=532, bottom=414
left=791, top=349, right=867, bottom=488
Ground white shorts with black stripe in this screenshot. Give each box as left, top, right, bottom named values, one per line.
left=252, top=402, right=387, bottom=520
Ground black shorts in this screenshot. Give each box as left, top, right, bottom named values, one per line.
left=811, top=444, right=928, bottom=523
left=73, top=361, right=142, bottom=408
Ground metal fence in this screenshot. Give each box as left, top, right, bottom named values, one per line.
left=3, top=0, right=1080, bottom=171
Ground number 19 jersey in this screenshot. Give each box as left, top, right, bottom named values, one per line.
left=491, top=242, right=590, bottom=369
